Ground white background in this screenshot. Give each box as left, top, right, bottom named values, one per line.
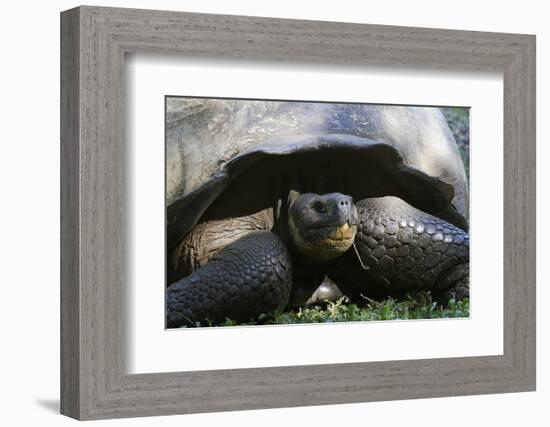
left=128, top=58, right=503, bottom=373
left=0, top=0, right=546, bottom=426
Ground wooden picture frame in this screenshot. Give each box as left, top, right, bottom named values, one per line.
left=60, top=5, right=536, bottom=420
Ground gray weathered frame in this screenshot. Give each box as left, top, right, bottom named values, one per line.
left=60, top=5, right=536, bottom=420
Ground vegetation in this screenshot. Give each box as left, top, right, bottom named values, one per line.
left=441, top=107, right=470, bottom=179
left=189, top=292, right=469, bottom=327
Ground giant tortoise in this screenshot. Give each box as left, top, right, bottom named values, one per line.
left=165, top=100, right=469, bottom=327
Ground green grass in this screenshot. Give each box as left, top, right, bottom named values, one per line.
left=458, top=144, right=470, bottom=178
left=441, top=106, right=470, bottom=179
left=442, top=106, right=469, bottom=121
left=206, top=292, right=470, bottom=327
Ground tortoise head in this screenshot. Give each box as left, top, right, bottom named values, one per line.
left=288, top=191, right=358, bottom=261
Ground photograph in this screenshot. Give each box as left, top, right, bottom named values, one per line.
left=165, top=98, right=470, bottom=328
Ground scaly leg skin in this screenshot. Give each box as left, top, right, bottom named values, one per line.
left=166, top=231, right=293, bottom=327
left=330, top=196, right=469, bottom=303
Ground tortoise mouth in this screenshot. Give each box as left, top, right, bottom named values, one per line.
left=290, top=218, right=358, bottom=261
left=308, top=222, right=357, bottom=241
left=291, top=231, right=357, bottom=261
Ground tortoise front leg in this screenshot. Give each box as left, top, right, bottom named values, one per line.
left=166, top=231, right=292, bottom=327
left=329, top=196, right=469, bottom=302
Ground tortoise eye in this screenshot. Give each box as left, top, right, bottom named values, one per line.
left=311, top=201, right=327, bottom=213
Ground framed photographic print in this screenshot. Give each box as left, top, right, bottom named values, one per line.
left=60, top=6, right=536, bottom=420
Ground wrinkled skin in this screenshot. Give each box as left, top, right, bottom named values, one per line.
left=288, top=192, right=358, bottom=261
